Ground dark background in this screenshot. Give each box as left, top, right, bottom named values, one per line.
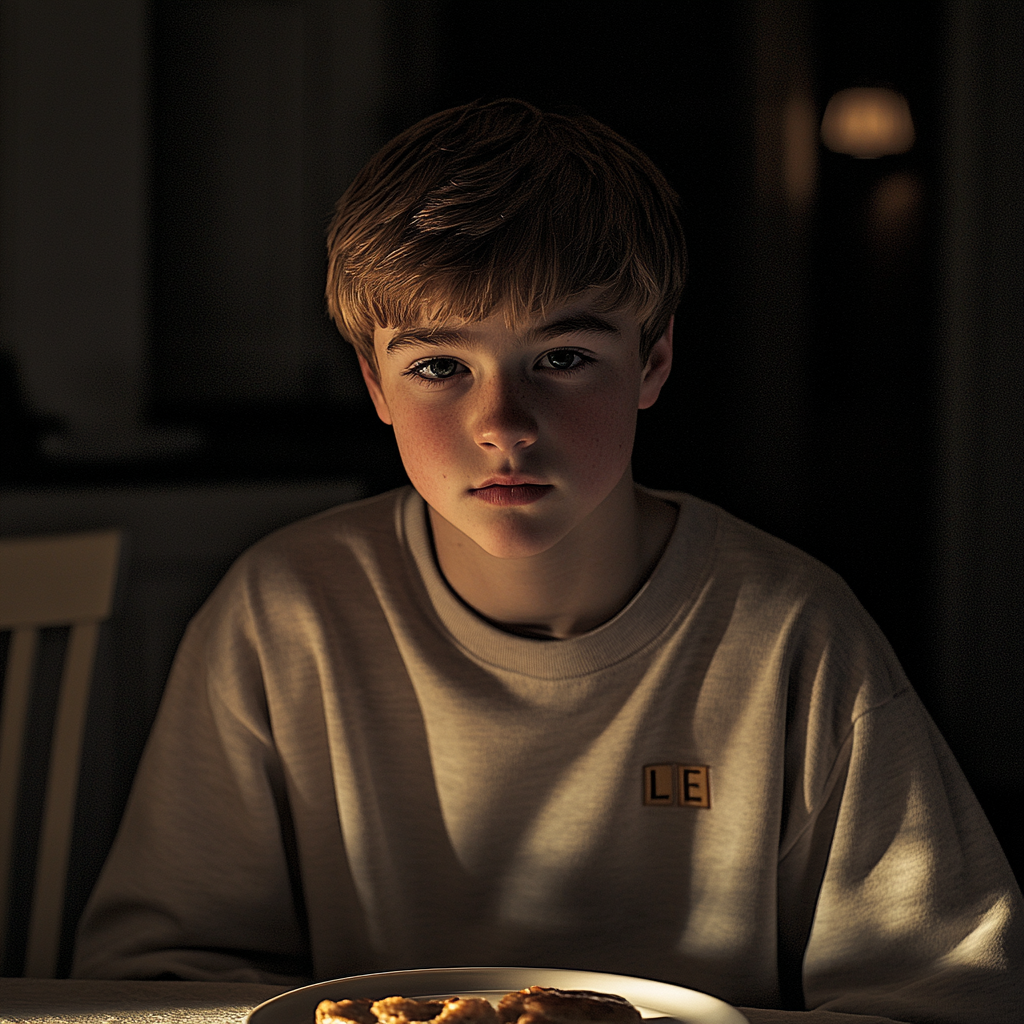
left=1, top=0, right=1020, bottom=976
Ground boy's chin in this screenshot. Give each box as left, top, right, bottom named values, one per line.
left=473, top=530, right=566, bottom=561
left=430, top=505, right=572, bottom=561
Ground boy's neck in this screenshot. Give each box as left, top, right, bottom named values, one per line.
left=427, top=474, right=677, bottom=640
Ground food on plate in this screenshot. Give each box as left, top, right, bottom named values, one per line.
left=316, top=987, right=641, bottom=1024
left=497, top=987, right=642, bottom=1024
left=317, top=999, right=379, bottom=1024
left=375, top=997, right=500, bottom=1024
left=316, top=997, right=498, bottom=1024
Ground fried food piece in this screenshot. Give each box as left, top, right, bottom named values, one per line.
left=317, top=998, right=379, bottom=1024
left=373, top=997, right=500, bottom=1024
left=373, top=998, right=449, bottom=1024
left=434, top=1000, right=501, bottom=1024
left=496, top=987, right=641, bottom=1024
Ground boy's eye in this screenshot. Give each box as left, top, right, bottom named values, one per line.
left=542, top=349, right=586, bottom=371
left=411, top=357, right=463, bottom=380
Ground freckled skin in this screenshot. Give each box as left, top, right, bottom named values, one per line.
left=361, top=293, right=669, bottom=559
left=358, top=289, right=675, bottom=637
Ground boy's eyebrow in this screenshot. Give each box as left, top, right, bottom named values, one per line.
left=530, top=312, right=621, bottom=340
left=385, top=312, right=621, bottom=354
left=386, top=328, right=469, bottom=354
left=385, top=309, right=618, bottom=354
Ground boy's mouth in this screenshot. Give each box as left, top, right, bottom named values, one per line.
left=470, top=483, right=553, bottom=506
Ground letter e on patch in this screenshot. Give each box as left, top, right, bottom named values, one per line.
left=643, top=764, right=676, bottom=805
left=678, top=765, right=711, bottom=808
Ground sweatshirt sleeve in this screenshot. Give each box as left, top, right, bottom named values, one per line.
left=781, top=683, right=1023, bottom=1023
left=71, top=560, right=314, bottom=984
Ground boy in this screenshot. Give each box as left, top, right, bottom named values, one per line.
left=74, top=100, right=1021, bottom=1020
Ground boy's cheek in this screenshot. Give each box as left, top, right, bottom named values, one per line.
left=390, top=408, right=464, bottom=484
left=387, top=383, right=638, bottom=510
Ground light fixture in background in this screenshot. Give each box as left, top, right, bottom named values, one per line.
left=820, top=87, right=915, bottom=158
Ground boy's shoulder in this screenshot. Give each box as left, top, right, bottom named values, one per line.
left=667, top=489, right=906, bottom=691
left=654, top=489, right=900, bottom=675
left=652, top=487, right=850, bottom=599
left=217, top=485, right=417, bottom=596
left=251, top=484, right=411, bottom=551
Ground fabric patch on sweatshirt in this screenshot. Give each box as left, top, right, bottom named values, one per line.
left=643, top=763, right=711, bottom=807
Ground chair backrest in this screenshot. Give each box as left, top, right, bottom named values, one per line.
left=0, top=530, right=121, bottom=977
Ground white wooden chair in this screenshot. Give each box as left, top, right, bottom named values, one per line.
left=0, top=530, right=121, bottom=977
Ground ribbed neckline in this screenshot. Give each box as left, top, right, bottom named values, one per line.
left=398, top=486, right=719, bottom=680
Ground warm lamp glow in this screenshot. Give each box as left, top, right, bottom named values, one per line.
left=820, top=87, right=915, bottom=158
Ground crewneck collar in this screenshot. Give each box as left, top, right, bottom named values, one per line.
left=398, top=486, right=719, bottom=680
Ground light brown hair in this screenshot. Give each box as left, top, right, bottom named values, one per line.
left=326, top=98, right=687, bottom=368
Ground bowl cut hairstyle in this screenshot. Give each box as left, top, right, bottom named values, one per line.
left=326, top=98, right=687, bottom=370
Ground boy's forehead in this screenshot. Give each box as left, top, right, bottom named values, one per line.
left=374, top=288, right=641, bottom=347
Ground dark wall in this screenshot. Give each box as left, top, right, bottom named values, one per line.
left=930, top=0, right=1022, bottom=866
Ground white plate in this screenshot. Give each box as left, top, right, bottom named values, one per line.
left=247, top=966, right=748, bottom=1024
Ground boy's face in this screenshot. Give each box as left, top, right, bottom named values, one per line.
left=360, top=288, right=672, bottom=560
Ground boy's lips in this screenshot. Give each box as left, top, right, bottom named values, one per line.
left=470, top=479, right=553, bottom=506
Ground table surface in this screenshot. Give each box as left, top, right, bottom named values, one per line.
left=0, top=979, right=905, bottom=1024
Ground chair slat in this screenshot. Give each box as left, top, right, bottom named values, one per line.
left=0, top=529, right=121, bottom=976
left=0, top=627, right=40, bottom=966
left=24, top=621, right=101, bottom=978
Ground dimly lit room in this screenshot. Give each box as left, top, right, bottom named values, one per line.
left=1, top=1, right=1020, bottom=1020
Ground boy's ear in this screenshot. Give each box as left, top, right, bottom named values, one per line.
left=638, top=315, right=674, bottom=410
left=358, top=353, right=394, bottom=425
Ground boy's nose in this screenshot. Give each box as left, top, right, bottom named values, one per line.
left=472, top=380, right=539, bottom=452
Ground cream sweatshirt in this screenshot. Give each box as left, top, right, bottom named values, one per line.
left=73, top=487, right=1022, bottom=1022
